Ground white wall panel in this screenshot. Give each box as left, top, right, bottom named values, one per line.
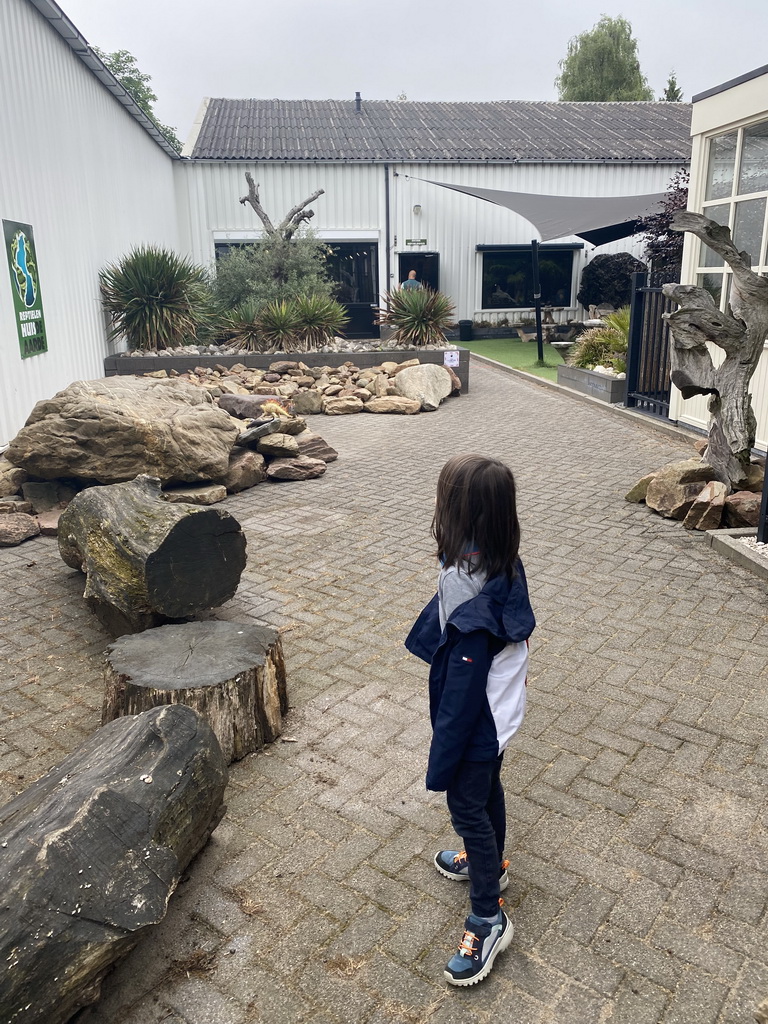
left=0, top=0, right=178, bottom=445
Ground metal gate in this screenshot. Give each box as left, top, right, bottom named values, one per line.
left=625, top=271, right=677, bottom=419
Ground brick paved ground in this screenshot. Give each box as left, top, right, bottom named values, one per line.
left=2, top=359, right=768, bottom=1023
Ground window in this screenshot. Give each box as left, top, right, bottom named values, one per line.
left=479, top=246, right=577, bottom=309
left=697, top=119, right=768, bottom=307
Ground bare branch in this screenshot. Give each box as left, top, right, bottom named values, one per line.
left=239, top=172, right=277, bottom=236
left=277, top=189, right=325, bottom=239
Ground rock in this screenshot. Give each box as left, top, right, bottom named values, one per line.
left=682, top=480, right=728, bottom=531
left=0, top=457, right=27, bottom=497
left=742, top=463, right=765, bottom=494
left=295, top=433, right=339, bottom=463
left=445, top=366, right=462, bottom=393
left=625, top=472, right=657, bottom=503
left=395, top=359, right=421, bottom=371
left=269, top=361, right=299, bottom=374
left=257, top=433, right=300, bottom=458
left=277, top=416, right=308, bottom=436
left=291, top=390, right=324, bottom=415
left=0, top=513, right=40, bottom=546
left=372, top=373, right=390, bottom=398
left=234, top=419, right=286, bottom=447
left=380, top=361, right=399, bottom=374
left=324, top=385, right=344, bottom=397
left=393, top=364, right=453, bottom=411
left=364, top=396, right=422, bottom=415
left=724, top=490, right=762, bottom=527
left=323, top=396, right=364, bottom=415
left=162, top=484, right=228, bottom=505
left=37, top=508, right=64, bottom=536
left=222, top=449, right=267, bottom=493
left=266, top=455, right=327, bottom=481
left=0, top=497, right=34, bottom=514
left=693, top=439, right=709, bottom=456
left=21, top=480, right=79, bottom=514
left=645, top=459, right=718, bottom=520
left=5, top=378, right=238, bottom=485
left=218, top=394, right=289, bottom=419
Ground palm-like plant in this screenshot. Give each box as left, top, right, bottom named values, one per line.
left=375, top=287, right=456, bottom=347
left=294, top=294, right=349, bottom=350
left=255, top=299, right=301, bottom=352
left=568, top=306, right=631, bottom=372
left=221, top=300, right=264, bottom=351
left=99, top=246, right=211, bottom=351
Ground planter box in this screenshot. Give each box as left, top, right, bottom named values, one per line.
left=104, top=347, right=471, bottom=394
left=557, top=364, right=627, bottom=404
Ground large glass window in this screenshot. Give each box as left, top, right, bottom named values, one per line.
left=697, top=118, right=768, bottom=308
left=481, top=248, right=574, bottom=309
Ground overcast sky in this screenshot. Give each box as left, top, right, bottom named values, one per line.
left=62, top=0, right=768, bottom=143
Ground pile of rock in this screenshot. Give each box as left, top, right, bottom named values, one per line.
left=626, top=442, right=765, bottom=532
left=142, top=357, right=459, bottom=415
left=0, top=377, right=340, bottom=547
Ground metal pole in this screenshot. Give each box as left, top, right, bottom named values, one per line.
left=531, top=239, right=543, bottom=362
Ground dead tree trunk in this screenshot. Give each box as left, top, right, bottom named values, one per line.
left=0, top=705, right=227, bottom=1024
left=58, top=475, right=247, bottom=635
left=664, top=212, right=768, bottom=486
left=239, top=172, right=324, bottom=240
left=103, top=621, right=289, bottom=762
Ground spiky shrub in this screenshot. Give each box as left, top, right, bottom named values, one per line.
left=255, top=299, right=301, bottom=352
left=294, top=294, right=350, bottom=350
left=568, top=306, right=631, bottom=372
left=99, top=246, right=211, bottom=351
left=375, top=287, right=456, bottom=347
left=221, top=300, right=265, bottom=351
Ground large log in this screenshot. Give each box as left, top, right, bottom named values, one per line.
left=0, top=705, right=228, bottom=1024
left=103, top=621, right=289, bottom=762
left=58, top=475, right=247, bottom=635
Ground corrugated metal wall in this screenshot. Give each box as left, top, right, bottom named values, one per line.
left=178, top=158, right=684, bottom=324
left=0, top=0, right=179, bottom=446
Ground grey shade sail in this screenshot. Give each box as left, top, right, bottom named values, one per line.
left=426, top=180, right=666, bottom=246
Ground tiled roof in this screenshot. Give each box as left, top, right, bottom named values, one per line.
left=190, top=99, right=692, bottom=163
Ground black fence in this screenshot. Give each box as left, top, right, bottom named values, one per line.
left=626, top=271, right=678, bottom=419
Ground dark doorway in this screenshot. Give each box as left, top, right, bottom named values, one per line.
left=398, top=252, right=440, bottom=291
left=326, top=243, right=379, bottom=338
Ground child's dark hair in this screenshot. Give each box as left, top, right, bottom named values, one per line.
left=431, top=454, right=520, bottom=579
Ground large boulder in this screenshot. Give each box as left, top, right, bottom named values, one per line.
left=682, top=480, right=728, bottom=531
left=724, top=490, right=762, bottom=527
left=257, top=433, right=300, bottom=458
left=323, top=396, right=364, bottom=415
left=364, top=396, right=421, bottom=415
left=266, top=455, right=327, bottom=481
left=5, top=378, right=239, bottom=485
left=644, top=459, right=718, bottom=520
left=291, top=390, right=324, bottom=415
left=393, top=364, right=453, bottom=411
left=0, top=457, right=26, bottom=498
left=222, top=449, right=267, bottom=493
left=296, top=432, right=338, bottom=463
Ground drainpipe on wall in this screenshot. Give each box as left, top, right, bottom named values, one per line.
left=384, top=164, right=392, bottom=307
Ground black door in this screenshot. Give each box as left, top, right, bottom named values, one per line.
left=326, top=243, right=379, bottom=338
left=398, top=252, right=440, bottom=291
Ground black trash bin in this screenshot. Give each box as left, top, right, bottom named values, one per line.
left=458, top=320, right=473, bottom=342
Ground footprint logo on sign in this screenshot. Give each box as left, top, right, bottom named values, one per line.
left=11, top=231, right=37, bottom=307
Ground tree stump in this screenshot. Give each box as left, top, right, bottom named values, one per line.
left=0, top=705, right=227, bottom=1024
left=103, top=620, right=288, bottom=762
left=58, top=474, right=247, bottom=635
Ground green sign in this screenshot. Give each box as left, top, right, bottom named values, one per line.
left=4, top=220, right=48, bottom=359
left=405, top=238, right=427, bottom=246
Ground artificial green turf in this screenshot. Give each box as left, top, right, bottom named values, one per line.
left=461, top=337, right=565, bottom=381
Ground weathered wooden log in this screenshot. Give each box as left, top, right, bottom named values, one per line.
left=103, top=620, right=288, bottom=762
left=0, top=705, right=228, bottom=1024
left=58, top=474, right=247, bottom=635
left=665, top=211, right=768, bottom=486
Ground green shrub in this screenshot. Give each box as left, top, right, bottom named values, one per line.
left=255, top=299, right=302, bottom=352
left=376, top=287, right=456, bottom=347
left=221, top=300, right=263, bottom=351
left=294, top=294, right=349, bottom=350
left=99, top=246, right=212, bottom=351
left=568, top=306, right=630, bottom=371
left=576, top=253, right=646, bottom=310
left=213, top=234, right=335, bottom=308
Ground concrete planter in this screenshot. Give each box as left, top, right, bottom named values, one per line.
left=557, top=364, right=627, bottom=404
left=104, top=347, right=471, bottom=393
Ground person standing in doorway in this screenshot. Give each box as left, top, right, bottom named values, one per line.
left=401, top=269, right=422, bottom=290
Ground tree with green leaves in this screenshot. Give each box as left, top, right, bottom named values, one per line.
left=555, top=16, right=654, bottom=102
left=638, top=168, right=690, bottom=272
left=94, top=47, right=182, bottom=152
left=661, top=71, right=684, bottom=102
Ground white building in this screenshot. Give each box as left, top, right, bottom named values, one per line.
left=1, top=0, right=692, bottom=444
left=670, top=64, right=768, bottom=450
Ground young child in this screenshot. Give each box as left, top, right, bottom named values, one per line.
left=405, top=454, right=535, bottom=987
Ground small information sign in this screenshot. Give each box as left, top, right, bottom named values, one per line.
left=443, top=350, right=460, bottom=367
left=3, top=220, right=48, bottom=359
left=405, top=238, right=427, bottom=246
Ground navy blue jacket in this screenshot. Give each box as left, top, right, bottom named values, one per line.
left=405, top=563, right=535, bottom=792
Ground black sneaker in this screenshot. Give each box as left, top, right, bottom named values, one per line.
left=444, top=910, right=513, bottom=986
left=433, top=850, right=510, bottom=891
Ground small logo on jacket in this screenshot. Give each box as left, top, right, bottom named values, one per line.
left=461, top=656, right=473, bottom=663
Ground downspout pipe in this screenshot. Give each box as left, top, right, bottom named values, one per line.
left=384, top=164, right=392, bottom=308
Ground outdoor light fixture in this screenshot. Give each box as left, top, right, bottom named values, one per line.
left=413, top=204, right=422, bottom=215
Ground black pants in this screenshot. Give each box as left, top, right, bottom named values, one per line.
left=445, top=755, right=506, bottom=918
